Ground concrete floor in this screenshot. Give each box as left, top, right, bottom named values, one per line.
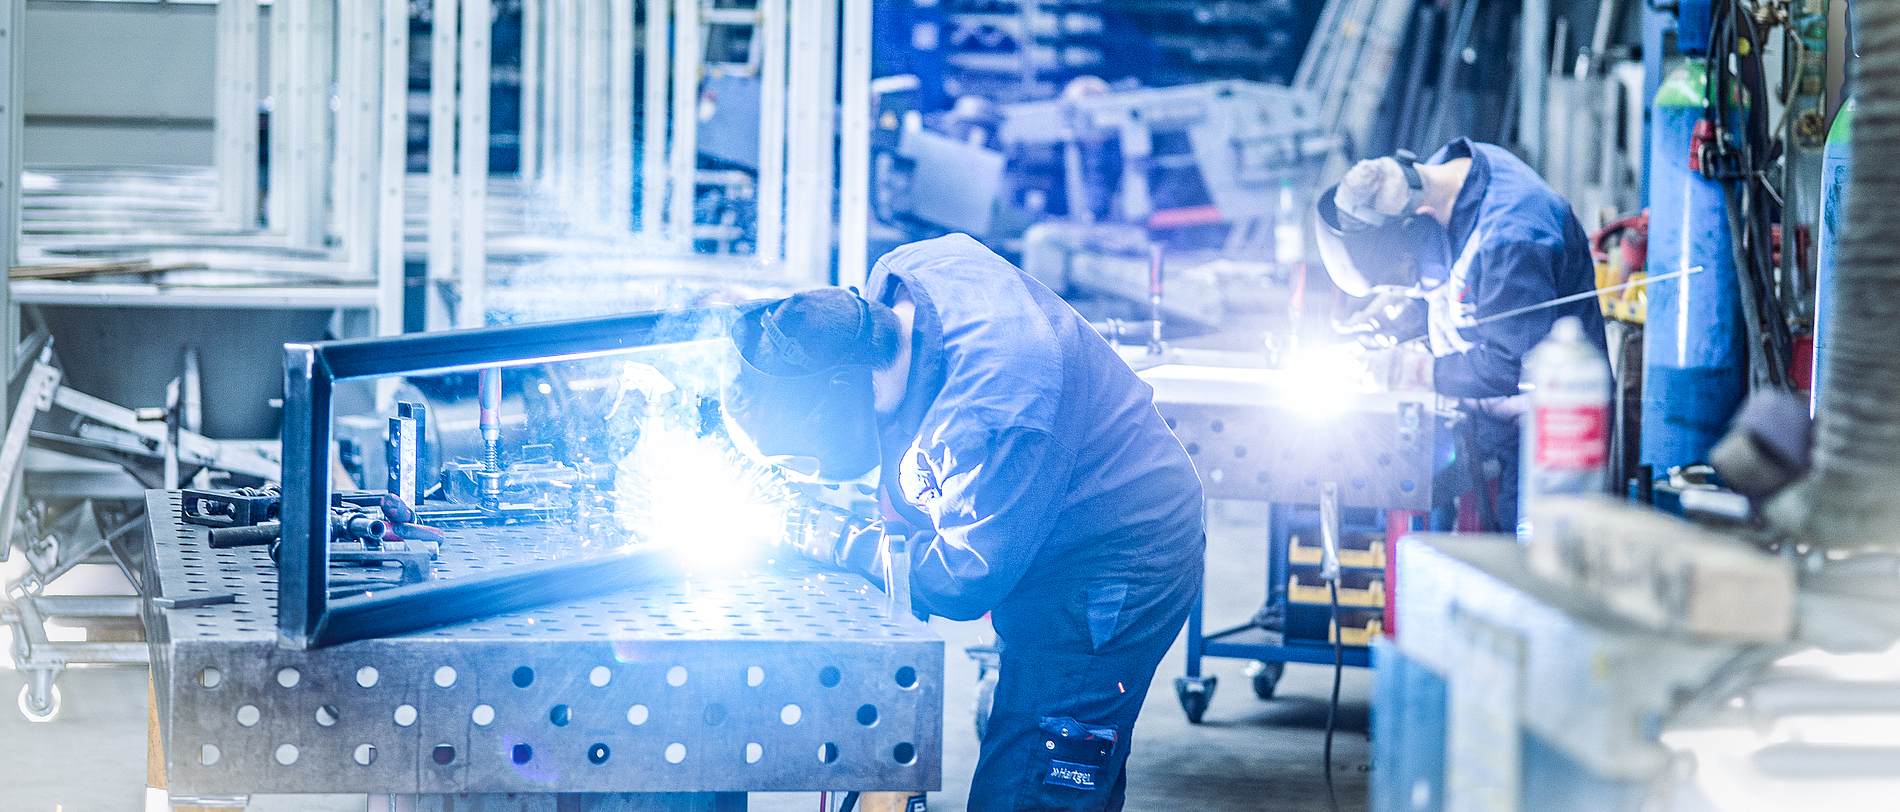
left=1, top=499, right=1370, bottom=811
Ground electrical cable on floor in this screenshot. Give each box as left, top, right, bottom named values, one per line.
left=1323, top=576, right=1343, bottom=812
left=840, top=791, right=860, bottom=812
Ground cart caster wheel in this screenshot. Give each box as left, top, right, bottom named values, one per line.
left=18, top=682, right=61, bottom=722
left=1246, top=660, right=1285, bottom=699
left=1174, top=675, right=1217, bottom=724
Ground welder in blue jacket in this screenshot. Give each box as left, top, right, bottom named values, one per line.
left=1315, top=138, right=1607, bottom=532
left=725, top=233, right=1205, bottom=811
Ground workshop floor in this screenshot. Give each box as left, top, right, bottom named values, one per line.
left=1, top=500, right=1370, bottom=812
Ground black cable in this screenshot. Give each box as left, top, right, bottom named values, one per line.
left=839, top=791, right=860, bottom=812
left=1323, top=576, right=1343, bottom=812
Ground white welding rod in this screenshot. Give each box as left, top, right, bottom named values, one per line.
left=1472, top=265, right=1703, bottom=326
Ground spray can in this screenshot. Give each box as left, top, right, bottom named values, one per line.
left=1520, top=316, right=1612, bottom=543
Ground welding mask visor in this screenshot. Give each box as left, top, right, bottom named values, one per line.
left=724, top=300, right=882, bottom=482
left=1313, top=188, right=1432, bottom=298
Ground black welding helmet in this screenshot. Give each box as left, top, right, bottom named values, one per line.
left=1313, top=155, right=1430, bottom=297
left=723, top=294, right=882, bottom=482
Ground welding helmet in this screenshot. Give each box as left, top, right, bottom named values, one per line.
left=1313, top=155, right=1429, bottom=297
left=724, top=294, right=883, bottom=482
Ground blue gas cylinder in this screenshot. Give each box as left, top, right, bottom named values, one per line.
left=1641, top=60, right=1748, bottom=473
left=1812, top=97, right=1853, bottom=413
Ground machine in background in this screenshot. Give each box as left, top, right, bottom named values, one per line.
left=872, top=80, right=1336, bottom=332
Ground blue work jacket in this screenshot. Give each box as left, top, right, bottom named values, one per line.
left=1419, top=138, right=1608, bottom=399
left=866, top=234, right=1205, bottom=622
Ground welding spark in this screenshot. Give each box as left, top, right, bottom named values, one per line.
left=613, top=423, right=793, bottom=574
left=1279, top=344, right=1377, bottom=417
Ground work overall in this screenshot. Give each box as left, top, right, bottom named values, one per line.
left=868, top=234, right=1206, bottom=811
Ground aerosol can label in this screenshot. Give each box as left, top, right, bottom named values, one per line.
left=1535, top=404, right=1609, bottom=470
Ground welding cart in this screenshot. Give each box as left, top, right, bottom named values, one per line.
left=1135, top=357, right=1454, bottom=722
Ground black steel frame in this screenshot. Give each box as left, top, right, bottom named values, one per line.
left=279, top=306, right=735, bottom=649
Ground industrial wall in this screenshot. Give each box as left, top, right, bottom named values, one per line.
left=22, top=0, right=245, bottom=165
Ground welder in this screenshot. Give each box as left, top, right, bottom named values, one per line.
left=725, top=233, right=1205, bottom=812
left=1314, top=138, right=1607, bottom=532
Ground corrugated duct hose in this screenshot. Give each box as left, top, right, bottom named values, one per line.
left=1771, top=0, right=1900, bottom=554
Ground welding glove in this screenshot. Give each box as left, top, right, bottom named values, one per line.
left=1335, top=290, right=1427, bottom=348
left=783, top=501, right=888, bottom=588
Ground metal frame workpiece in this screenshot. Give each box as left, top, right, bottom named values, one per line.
left=144, top=490, right=944, bottom=796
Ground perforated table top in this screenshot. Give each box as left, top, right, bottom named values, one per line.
left=143, top=490, right=943, bottom=796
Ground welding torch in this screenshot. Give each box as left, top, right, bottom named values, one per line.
left=783, top=501, right=910, bottom=611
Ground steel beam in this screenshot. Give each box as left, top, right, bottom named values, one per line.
left=609, top=0, right=635, bottom=232
left=783, top=0, right=835, bottom=285
left=0, top=0, right=17, bottom=369
left=457, top=0, right=492, bottom=328
left=579, top=0, right=608, bottom=227
left=338, top=0, right=382, bottom=280
left=755, top=0, right=787, bottom=263
left=428, top=0, right=459, bottom=329
left=836, top=0, right=871, bottom=286
left=639, top=0, right=670, bottom=236
left=520, top=0, right=542, bottom=183
left=214, top=0, right=261, bottom=231
left=378, top=0, right=412, bottom=336
left=667, top=0, right=700, bottom=247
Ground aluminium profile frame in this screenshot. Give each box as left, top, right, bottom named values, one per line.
left=278, top=305, right=735, bottom=649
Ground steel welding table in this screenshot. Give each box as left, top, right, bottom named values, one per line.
left=1134, top=355, right=1458, bottom=720
left=142, top=489, right=942, bottom=808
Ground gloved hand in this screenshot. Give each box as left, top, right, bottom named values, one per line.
left=783, top=501, right=887, bottom=586
left=1335, top=290, right=1427, bottom=348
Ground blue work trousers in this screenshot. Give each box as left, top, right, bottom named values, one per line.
left=968, top=558, right=1199, bottom=811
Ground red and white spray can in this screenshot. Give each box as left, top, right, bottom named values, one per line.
left=1519, top=315, right=1611, bottom=543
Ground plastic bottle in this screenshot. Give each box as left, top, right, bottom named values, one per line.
left=1519, top=316, right=1612, bottom=543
